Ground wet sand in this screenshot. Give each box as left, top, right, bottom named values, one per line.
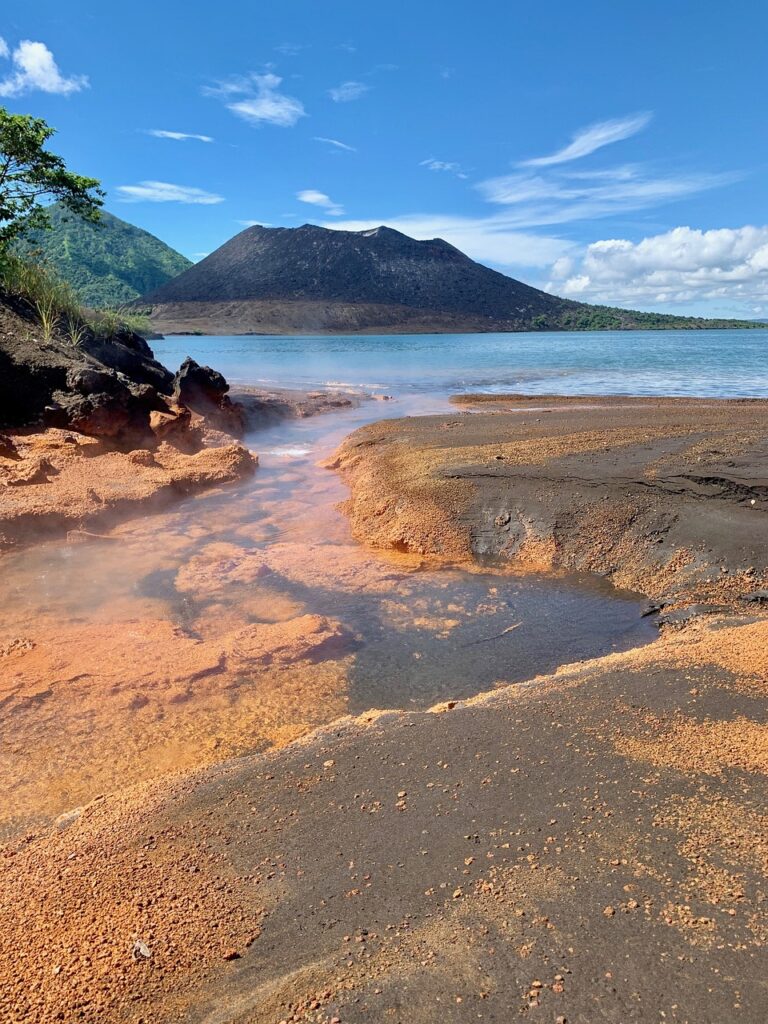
left=2, top=395, right=768, bottom=1022
left=0, top=394, right=654, bottom=842
left=0, top=387, right=360, bottom=553
left=333, top=394, right=768, bottom=606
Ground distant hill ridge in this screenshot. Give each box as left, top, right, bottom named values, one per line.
left=142, top=223, right=765, bottom=335
left=17, top=203, right=192, bottom=308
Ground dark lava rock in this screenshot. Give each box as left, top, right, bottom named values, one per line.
left=173, top=356, right=228, bottom=408
left=744, top=589, right=768, bottom=603
left=659, top=603, right=732, bottom=627
left=172, top=357, right=245, bottom=435
left=0, top=295, right=242, bottom=442
left=0, top=295, right=173, bottom=439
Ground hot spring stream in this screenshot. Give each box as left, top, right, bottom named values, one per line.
left=0, top=382, right=656, bottom=837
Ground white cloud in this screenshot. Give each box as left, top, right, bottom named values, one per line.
left=206, top=73, right=306, bottom=127
left=314, top=136, right=357, bottom=152
left=324, top=213, right=574, bottom=270
left=0, top=39, right=88, bottom=97
left=328, top=80, right=369, bottom=102
left=420, top=158, right=468, bottom=179
left=547, top=225, right=768, bottom=308
left=519, top=112, right=652, bottom=167
left=146, top=129, right=214, bottom=143
left=116, top=181, right=224, bottom=204
left=476, top=117, right=738, bottom=231
left=238, top=219, right=272, bottom=227
left=297, top=189, right=345, bottom=216
left=475, top=167, right=738, bottom=228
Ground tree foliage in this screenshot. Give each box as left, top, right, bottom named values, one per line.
left=0, top=106, right=104, bottom=247
left=16, top=202, right=192, bottom=307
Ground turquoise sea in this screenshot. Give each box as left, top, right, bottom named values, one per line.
left=153, top=328, right=768, bottom=399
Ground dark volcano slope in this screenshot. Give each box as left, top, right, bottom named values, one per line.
left=143, top=223, right=765, bottom=335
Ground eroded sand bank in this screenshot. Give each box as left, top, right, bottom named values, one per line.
left=2, top=396, right=768, bottom=1023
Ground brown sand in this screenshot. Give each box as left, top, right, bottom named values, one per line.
left=333, top=395, right=768, bottom=606
left=0, top=428, right=257, bottom=550
left=2, top=396, right=768, bottom=1022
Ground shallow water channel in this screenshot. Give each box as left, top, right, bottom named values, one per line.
left=0, top=392, right=656, bottom=836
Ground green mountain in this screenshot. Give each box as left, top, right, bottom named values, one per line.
left=16, top=203, right=192, bottom=308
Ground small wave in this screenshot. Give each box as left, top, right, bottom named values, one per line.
left=265, top=446, right=313, bottom=458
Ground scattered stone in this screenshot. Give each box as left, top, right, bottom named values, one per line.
left=131, top=940, right=151, bottom=962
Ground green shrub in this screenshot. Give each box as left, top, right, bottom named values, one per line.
left=0, top=251, right=147, bottom=344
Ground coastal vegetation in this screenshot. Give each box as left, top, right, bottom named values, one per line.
left=0, top=108, right=158, bottom=339
left=0, top=107, right=102, bottom=246
left=0, top=248, right=154, bottom=343
left=545, top=305, right=766, bottom=331
left=15, top=202, right=192, bottom=308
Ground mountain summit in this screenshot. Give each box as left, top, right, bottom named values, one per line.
left=142, top=224, right=763, bottom=335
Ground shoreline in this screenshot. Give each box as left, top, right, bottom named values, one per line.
left=2, top=393, right=768, bottom=1021
left=0, top=386, right=361, bottom=555
left=332, top=393, right=768, bottom=612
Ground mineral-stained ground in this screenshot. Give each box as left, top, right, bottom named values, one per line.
left=2, top=395, right=768, bottom=1023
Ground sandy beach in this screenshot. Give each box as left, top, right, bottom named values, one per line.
left=2, top=395, right=767, bottom=1022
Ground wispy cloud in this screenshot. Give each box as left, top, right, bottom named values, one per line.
left=475, top=167, right=738, bottom=228
left=314, top=136, right=357, bottom=152
left=238, top=219, right=272, bottom=227
left=547, top=224, right=768, bottom=310
left=297, top=189, right=345, bottom=216
left=328, top=80, right=369, bottom=102
left=206, top=73, right=306, bottom=127
left=420, top=158, right=467, bottom=179
left=519, top=112, right=652, bottom=167
left=0, top=37, right=88, bottom=97
left=146, top=129, right=214, bottom=143
left=117, top=181, right=224, bottom=204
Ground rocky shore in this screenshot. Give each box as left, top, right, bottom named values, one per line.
left=2, top=395, right=767, bottom=1023
left=0, top=294, right=257, bottom=550
left=0, top=295, right=358, bottom=550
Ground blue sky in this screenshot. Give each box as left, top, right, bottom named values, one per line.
left=2, top=0, right=767, bottom=316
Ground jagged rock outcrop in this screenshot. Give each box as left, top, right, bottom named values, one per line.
left=172, top=356, right=245, bottom=436
left=0, top=295, right=244, bottom=441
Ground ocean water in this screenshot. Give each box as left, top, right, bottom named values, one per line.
left=153, top=328, right=768, bottom=399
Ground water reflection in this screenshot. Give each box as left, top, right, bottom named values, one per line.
left=0, top=393, right=656, bottom=837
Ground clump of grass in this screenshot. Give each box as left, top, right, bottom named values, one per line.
left=1, top=253, right=142, bottom=346
left=90, top=306, right=123, bottom=341
left=64, top=312, right=88, bottom=349
left=0, top=251, right=154, bottom=345
left=0, top=251, right=82, bottom=342
left=90, top=304, right=153, bottom=339
left=34, top=295, right=60, bottom=342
